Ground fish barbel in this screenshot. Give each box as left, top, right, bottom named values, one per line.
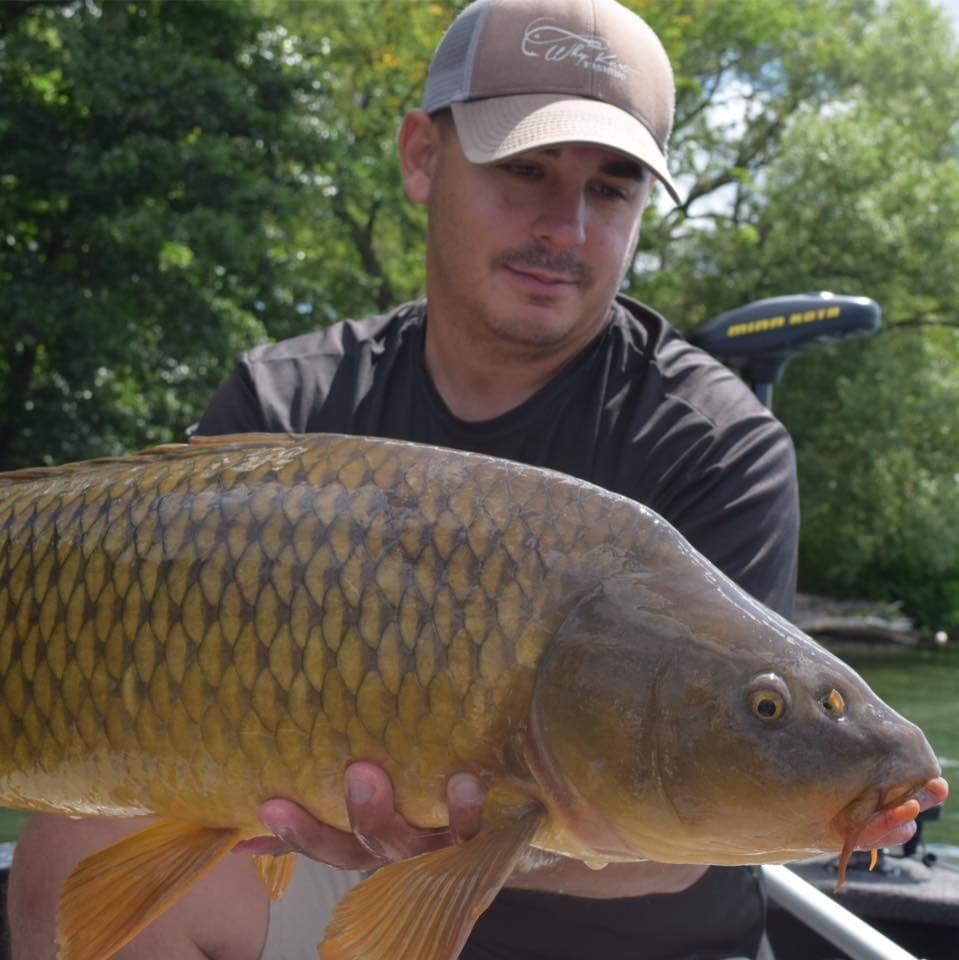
left=0, top=433, right=947, bottom=960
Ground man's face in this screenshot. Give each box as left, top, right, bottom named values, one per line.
left=419, top=120, right=654, bottom=359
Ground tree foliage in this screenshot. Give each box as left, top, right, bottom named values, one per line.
left=2, top=0, right=958, bottom=628
left=610, top=0, right=959, bottom=632
left=0, top=0, right=321, bottom=465
left=628, top=0, right=959, bottom=631
left=767, top=5, right=959, bottom=633
left=250, top=0, right=458, bottom=333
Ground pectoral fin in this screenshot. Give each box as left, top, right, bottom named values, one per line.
left=320, top=804, right=543, bottom=960
left=57, top=818, right=241, bottom=960
left=251, top=851, right=298, bottom=900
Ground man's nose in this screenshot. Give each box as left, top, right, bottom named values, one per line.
left=531, top=187, right=587, bottom=248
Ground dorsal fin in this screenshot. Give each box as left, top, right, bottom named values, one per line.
left=188, top=432, right=302, bottom=447
left=0, top=433, right=306, bottom=484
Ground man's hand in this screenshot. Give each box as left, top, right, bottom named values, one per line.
left=235, top=762, right=709, bottom=899
left=233, top=760, right=946, bottom=901
left=236, top=762, right=486, bottom=869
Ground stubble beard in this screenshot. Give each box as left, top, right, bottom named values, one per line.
left=478, top=243, right=611, bottom=354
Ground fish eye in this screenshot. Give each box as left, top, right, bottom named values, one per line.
left=750, top=690, right=786, bottom=722
left=819, top=688, right=846, bottom=719
left=746, top=672, right=790, bottom=723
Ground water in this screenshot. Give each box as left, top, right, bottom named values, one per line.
left=837, top=640, right=959, bottom=846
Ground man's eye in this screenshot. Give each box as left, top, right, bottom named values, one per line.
left=592, top=182, right=629, bottom=201
left=501, top=162, right=541, bottom=178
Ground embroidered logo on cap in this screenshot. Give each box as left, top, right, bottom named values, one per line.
left=521, top=17, right=633, bottom=80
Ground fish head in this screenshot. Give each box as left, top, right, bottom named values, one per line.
left=527, top=566, right=947, bottom=869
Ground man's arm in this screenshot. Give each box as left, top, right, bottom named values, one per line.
left=8, top=815, right=268, bottom=960
left=190, top=362, right=268, bottom=437
left=6, top=764, right=486, bottom=959
left=652, top=394, right=801, bottom=617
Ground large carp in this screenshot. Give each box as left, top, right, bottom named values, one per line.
left=0, top=433, right=947, bottom=960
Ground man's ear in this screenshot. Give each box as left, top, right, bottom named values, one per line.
left=398, top=110, right=442, bottom=204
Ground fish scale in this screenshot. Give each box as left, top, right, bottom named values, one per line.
left=0, top=432, right=946, bottom=960
left=0, top=433, right=606, bottom=829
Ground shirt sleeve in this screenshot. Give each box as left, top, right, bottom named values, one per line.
left=189, top=361, right=270, bottom=437
left=664, top=414, right=800, bottom=619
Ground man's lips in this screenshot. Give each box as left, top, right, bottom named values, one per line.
left=495, top=245, right=592, bottom=291
left=505, top=265, right=578, bottom=289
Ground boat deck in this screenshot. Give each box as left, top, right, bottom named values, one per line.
left=767, top=848, right=959, bottom=960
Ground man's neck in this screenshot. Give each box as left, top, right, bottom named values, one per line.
left=422, top=307, right=609, bottom=422
left=424, top=345, right=552, bottom=421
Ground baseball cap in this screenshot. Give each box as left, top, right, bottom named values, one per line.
left=422, top=0, right=681, bottom=204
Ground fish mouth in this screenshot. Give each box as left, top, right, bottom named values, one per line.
left=833, top=776, right=949, bottom=887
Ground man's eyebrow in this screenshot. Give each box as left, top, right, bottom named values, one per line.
left=531, top=148, right=649, bottom=182
left=601, top=160, right=649, bottom=182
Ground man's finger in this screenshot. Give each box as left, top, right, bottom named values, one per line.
left=256, top=797, right=382, bottom=870
left=448, top=773, right=485, bottom=844
left=344, top=762, right=450, bottom=860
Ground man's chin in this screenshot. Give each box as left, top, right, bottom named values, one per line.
left=484, top=312, right=580, bottom=353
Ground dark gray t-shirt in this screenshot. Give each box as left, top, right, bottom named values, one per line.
left=194, top=294, right=800, bottom=959
left=196, top=296, right=798, bottom=617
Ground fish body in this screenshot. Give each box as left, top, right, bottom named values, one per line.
left=0, top=431, right=648, bottom=833
left=0, top=433, right=946, bottom=960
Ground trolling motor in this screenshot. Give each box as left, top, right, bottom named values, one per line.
left=692, top=293, right=882, bottom=408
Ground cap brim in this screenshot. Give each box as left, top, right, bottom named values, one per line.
left=451, top=95, right=681, bottom=205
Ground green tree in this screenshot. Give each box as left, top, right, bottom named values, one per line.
left=635, top=0, right=959, bottom=630
left=0, top=0, right=320, bottom=467
left=252, top=0, right=461, bottom=336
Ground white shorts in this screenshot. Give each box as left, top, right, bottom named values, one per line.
left=260, top=856, right=366, bottom=960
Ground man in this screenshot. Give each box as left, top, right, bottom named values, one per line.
left=10, top=1, right=919, bottom=957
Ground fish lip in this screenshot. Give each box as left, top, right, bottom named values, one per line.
left=833, top=772, right=948, bottom=836
left=879, top=782, right=923, bottom=810
left=831, top=776, right=949, bottom=887
left=875, top=775, right=949, bottom=819
left=834, top=775, right=945, bottom=838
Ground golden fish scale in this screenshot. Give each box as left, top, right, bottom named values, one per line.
left=0, top=436, right=629, bottom=832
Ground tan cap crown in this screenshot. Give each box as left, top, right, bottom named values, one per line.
left=422, top=0, right=680, bottom=204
